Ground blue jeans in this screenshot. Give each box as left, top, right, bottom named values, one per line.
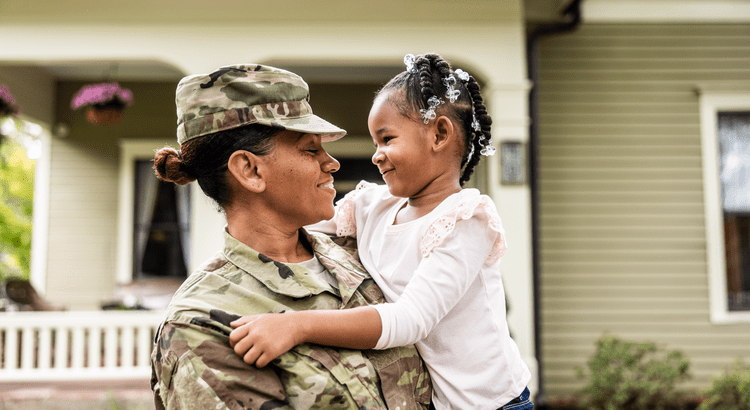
left=500, top=387, right=533, bottom=410
left=427, top=387, right=533, bottom=410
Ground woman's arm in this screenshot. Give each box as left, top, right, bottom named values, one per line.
left=155, top=322, right=294, bottom=409
left=229, top=306, right=382, bottom=367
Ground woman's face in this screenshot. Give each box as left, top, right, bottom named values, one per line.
left=262, top=131, right=340, bottom=227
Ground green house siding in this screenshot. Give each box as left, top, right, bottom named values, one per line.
left=537, top=23, right=750, bottom=397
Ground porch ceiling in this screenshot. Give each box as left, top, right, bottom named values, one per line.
left=0, top=0, right=523, bottom=24
left=28, top=60, right=186, bottom=82
left=1, top=0, right=578, bottom=83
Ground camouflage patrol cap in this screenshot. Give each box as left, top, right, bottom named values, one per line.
left=176, top=64, right=346, bottom=144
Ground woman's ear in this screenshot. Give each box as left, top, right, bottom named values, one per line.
left=227, top=150, right=266, bottom=193
left=433, top=115, right=456, bottom=152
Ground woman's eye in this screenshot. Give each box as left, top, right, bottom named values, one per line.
left=383, top=137, right=394, bottom=143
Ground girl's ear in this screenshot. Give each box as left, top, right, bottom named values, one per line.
left=227, top=150, right=266, bottom=193
left=433, top=115, right=456, bottom=152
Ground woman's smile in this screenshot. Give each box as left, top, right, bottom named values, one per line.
left=317, top=180, right=336, bottom=195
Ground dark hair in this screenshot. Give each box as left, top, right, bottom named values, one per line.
left=378, top=53, right=492, bottom=186
left=153, top=124, right=280, bottom=208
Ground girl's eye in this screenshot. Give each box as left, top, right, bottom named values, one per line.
left=372, top=136, right=394, bottom=148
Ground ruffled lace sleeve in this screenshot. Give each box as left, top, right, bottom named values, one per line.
left=333, top=180, right=377, bottom=237
left=420, top=195, right=507, bottom=265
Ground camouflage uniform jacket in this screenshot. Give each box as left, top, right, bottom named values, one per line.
left=151, top=228, right=431, bottom=410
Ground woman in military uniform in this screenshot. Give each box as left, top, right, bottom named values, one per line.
left=150, top=64, right=431, bottom=410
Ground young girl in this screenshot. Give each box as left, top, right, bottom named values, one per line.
left=229, top=53, right=532, bottom=410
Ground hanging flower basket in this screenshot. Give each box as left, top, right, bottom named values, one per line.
left=71, top=82, right=134, bottom=126
left=0, top=85, right=20, bottom=118
left=85, top=105, right=126, bottom=126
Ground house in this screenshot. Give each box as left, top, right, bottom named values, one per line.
left=0, top=0, right=748, bottom=404
left=533, top=0, right=750, bottom=401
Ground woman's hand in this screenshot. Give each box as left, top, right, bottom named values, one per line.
left=229, top=313, right=304, bottom=368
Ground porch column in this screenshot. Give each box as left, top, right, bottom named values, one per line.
left=484, top=79, right=537, bottom=393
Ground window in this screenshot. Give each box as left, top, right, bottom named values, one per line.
left=133, top=160, right=190, bottom=278
left=718, top=113, right=750, bottom=312
left=117, top=140, right=191, bottom=284
left=699, top=87, right=750, bottom=323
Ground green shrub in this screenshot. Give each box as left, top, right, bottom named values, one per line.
left=698, top=360, right=750, bottom=410
left=0, top=138, right=34, bottom=281
left=576, top=336, right=691, bottom=410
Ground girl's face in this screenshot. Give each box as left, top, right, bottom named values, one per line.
left=368, top=91, right=436, bottom=198
left=262, top=131, right=339, bottom=227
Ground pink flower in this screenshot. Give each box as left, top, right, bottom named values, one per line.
left=70, top=82, right=134, bottom=110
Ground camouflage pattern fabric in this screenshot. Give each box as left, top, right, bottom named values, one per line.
left=151, top=229, right=431, bottom=410
left=175, top=64, right=346, bottom=144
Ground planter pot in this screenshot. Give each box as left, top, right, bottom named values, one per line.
left=86, top=107, right=125, bottom=126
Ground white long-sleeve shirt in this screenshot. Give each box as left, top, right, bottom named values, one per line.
left=308, top=182, right=531, bottom=410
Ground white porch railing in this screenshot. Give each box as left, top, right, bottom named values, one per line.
left=0, top=310, right=164, bottom=382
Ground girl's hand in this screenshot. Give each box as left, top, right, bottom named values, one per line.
left=229, top=313, right=303, bottom=368
left=229, top=308, right=381, bottom=366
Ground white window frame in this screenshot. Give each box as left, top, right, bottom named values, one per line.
left=698, top=84, right=750, bottom=324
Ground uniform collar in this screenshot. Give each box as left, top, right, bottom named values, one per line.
left=221, top=228, right=369, bottom=305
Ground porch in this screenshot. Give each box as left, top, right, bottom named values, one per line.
left=0, top=310, right=163, bottom=382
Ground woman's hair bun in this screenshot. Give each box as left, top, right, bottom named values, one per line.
left=153, top=147, right=196, bottom=185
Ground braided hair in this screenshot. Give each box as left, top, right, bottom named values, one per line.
left=153, top=124, right=280, bottom=209
left=378, top=53, right=492, bottom=186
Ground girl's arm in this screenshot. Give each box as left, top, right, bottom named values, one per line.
left=229, top=307, right=381, bottom=367
left=231, top=198, right=502, bottom=366
left=373, top=213, right=498, bottom=348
